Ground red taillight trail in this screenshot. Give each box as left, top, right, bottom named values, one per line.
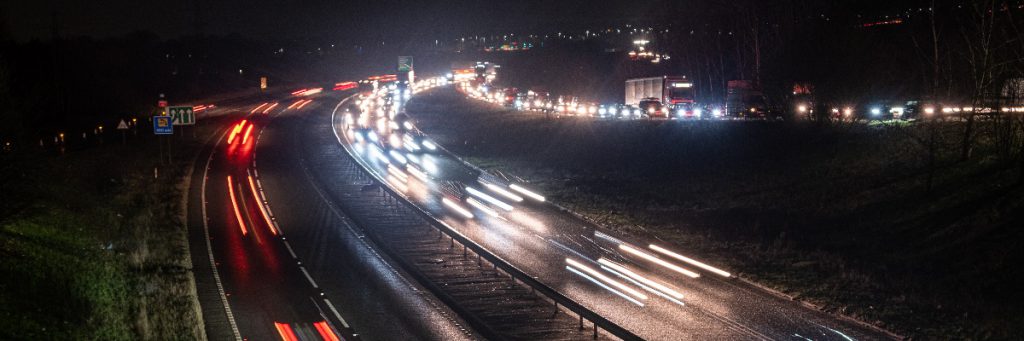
left=227, top=175, right=248, bottom=235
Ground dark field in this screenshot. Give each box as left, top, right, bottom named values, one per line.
left=0, top=123, right=218, bottom=339
left=407, top=87, right=1024, bottom=339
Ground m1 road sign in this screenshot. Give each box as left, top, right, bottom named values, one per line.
left=153, top=116, right=173, bottom=135
left=169, top=106, right=195, bottom=125
left=398, top=56, right=413, bottom=72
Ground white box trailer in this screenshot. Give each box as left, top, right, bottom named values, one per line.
left=625, top=76, right=694, bottom=107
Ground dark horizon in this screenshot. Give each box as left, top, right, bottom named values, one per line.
left=3, top=0, right=921, bottom=43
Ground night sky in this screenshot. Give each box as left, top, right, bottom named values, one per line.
left=2, top=0, right=909, bottom=43
left=2, top=1, right=664, bottom=41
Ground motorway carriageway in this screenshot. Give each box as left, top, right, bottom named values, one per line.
left=330, top=85, right=897, bottom=341
left=187, top=91, right=476, bottom=341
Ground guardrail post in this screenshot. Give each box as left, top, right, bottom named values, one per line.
left=593, top=323, right=598, bottom=339
left=579, top=315, right=584, bottom=330
left=463, top=245, right=467, bottom=258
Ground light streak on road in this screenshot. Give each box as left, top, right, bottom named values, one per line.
left=601, top=264, right=686, bottom=306
left=421, top=156, right=439, bottom=175
left=273, top=322, right=298, bottom=341
left=466, top=197, right=501, bottom=218
left=507, top=212, right=547, bottom=232
left=250, top=103, right=269, bottom=114
left=388, top=150, right=408, bottom=164
left=466, top=187, right=513, bottom=211
left=226, top=176, right=248, bottom=236
left=421, top=139, right=438, bottom=151
left=594, top=230, right=625, bottom=245
left=387, top=164, right=409, bottom=182
left=483, top=183, right=524, bottom=202
left=650, top=244, right=732, bottom=278
left=566, top=265, right=645, bottom=307
left=402, top=135, right=421, bottom=151
left=442, top=197, right=474, bottom=219
left=509, top=184, right=546, bottom=202
left=297, top=99, right=313, bottom=109
left=599, top=258, right=685, bottom=300
left=313, top=321, right=340, bottom=341
left=566, top=258, right=648, bottom=301
left=241, top=123, right=255, bottom=145
left=406, top=164, right=429, bottom=182
left=287, top=100, right=303, bottom=110
left=406, top=153, right=421, bottom=165
left=404, top=141, right=421, bottom=152
left=620, top=244, right=700, bottom=278
left=227, top=120, right=248, bottom=144
left=403, top=121, right=414, bottom=130
left=387, top=175, right=409, bottom=192
left=247, top=175, right=277, bottom=235
left=388, top=134, right=403, bottom=149
left=261, top=102, right=280, bottom=114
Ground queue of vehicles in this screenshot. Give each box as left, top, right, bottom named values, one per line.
left=459, top=76, right=1020, bottom=122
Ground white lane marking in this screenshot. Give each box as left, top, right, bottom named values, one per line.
left=283, top=240, right=298, bottom=259
left=200, top=128, right=243, bottom=341
left=299, top=266, right=319, bottom=289
left=323, top=299, right=352, bottom=329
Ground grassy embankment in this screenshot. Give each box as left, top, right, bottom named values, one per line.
left=408, top=88, right=1024, bottom=339
left=0, top=130, right=211, bottom=339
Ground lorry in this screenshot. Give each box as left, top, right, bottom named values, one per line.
left=725, top=80, right=772, bottom=119
left=624, top=76, right=696, bottom=113
left=790, top=83, right=815, bottom=120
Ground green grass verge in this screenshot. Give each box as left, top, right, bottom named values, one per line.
left=0, top=134, right=207, bottom=340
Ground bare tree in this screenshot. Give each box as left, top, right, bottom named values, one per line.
left=957, top=0, right=1006, bottom=161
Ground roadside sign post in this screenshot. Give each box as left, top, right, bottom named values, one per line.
left=116, top=119, right=129, bottom=145
left=153, top=115, right=173, bottom=164
left=397, top=56, right=413, bottom=73
left=153, top=115, right=173, bottom=134
left=398, top=56, right=415, bottom=85
left=169, top=106, right=195, bottom=140
left=169, top=106, right=195, bottom=125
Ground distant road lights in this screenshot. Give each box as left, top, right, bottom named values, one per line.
left=676, top=108, right=686, bottom=117
left=598, top=107, right=608, bottom=116
left=870, top=107, right=882, bottom=116
left=693, top=108, right=703, bottom=117
left=797, top=105, right=807, bottom=113
left=843, top=107, right=854, bottom=117
left=890, top=107, right=905, bottom=118
left=924, top=107, right=936, bottom=116
left=633, top=108, right=642, bottom=117
left=712, top=108, right=722, bottom=117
